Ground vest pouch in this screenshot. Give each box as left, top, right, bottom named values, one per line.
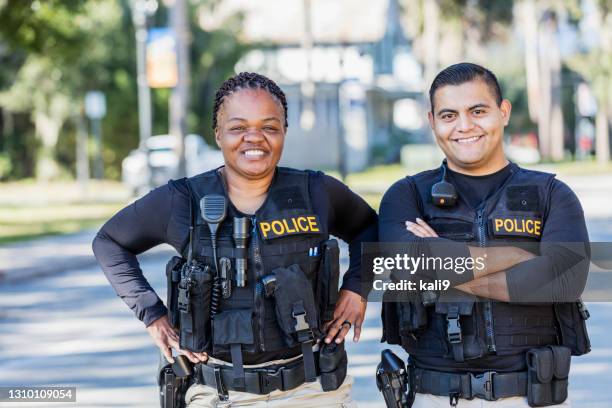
left=436, top=297, right=484, bottom=361
left=179, top=263, right=212, bottom=353
left=319, top=239, right=340, bottom=324
left=165, top=256, right=185, bottom=328
left=554, top=302, right=591, bottom=356
left=271, top=264, right=320, bottom=346
left=319, top=342, right=348, bottom=391
left=526, top=346, right=571, bottom=407
left=212, top=309, right=254, bottom=353
left=397, top=297, right=427, bottom=335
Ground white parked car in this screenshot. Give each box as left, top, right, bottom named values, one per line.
left=122, top=134, right=224, bottom=195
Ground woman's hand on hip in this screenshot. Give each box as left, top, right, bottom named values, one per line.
left=146, top=315, right=208, bottom=364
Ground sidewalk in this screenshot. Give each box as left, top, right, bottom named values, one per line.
left=0, top=228, right=174, bottom=283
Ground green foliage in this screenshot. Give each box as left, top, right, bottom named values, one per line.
left=0, top=0, right=248, bottom=180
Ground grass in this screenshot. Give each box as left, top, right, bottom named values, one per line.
left=0, top=203, right=125, bottom=244
left=0, top=180, right=129, bottom=244
left=1, top=160, right=609, bottom=243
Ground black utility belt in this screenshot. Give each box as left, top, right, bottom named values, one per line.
left=197, top=357, right=318, bottom=395
left=412, top=368, right=527, bottom=401
left=412, top=345, right=572, bottom=407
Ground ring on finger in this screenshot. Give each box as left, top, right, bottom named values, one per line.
left=342, top=320, right=352, bottom=329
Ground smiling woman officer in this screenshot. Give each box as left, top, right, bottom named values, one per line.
left=93, top=72, right=377, bottom=407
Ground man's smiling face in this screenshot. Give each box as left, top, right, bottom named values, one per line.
left=428, top=79, right=511, bottom=174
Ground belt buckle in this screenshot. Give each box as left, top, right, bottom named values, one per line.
left=257, top=366, right=283, bottom=393
left=470, top=371, right=497, bottom=401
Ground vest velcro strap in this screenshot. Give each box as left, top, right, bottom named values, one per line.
left=231, top=344, right=246, bottom=391
left=200, top=241, right=315, bottom=259
left=201, top=246, right=238, bottom=259
left=261, top=240, right=313, bottom=256
left=301, top=342, right=317, bottom=382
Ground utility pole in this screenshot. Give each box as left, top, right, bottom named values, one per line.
left=169, top=0, right=190, bottom=178
left=300, top=0, right=315, bottom=132
left=132, top=0, right=157, bottom=187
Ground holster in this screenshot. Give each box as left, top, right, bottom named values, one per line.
left=526, top=346, right=571, bottom=407
left=319, top=341, right=348, bottom=391
left=375, top=349, right=412, bottom=408
left=158, top=355, right=193, bottom=408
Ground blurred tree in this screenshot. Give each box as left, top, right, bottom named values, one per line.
left=0, top=0, right=248, bottom=181
left=566, top=0, right=611, bottom=163
left=0, top=0, right=131, bottom=180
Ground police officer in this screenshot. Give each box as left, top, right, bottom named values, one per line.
left=93, top=72, right=377, bottom=407
left=378, top=63, right=590, bottom=407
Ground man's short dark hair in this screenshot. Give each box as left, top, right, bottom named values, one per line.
left=429, top=63, right=502, bottom=112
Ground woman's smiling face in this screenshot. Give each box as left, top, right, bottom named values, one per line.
left=215, top=88, right=286, bottom=180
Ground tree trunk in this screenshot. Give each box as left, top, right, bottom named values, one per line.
left=521, top=0, right=540, bottom=124
left=595, top=99, right=610, bottom=164
left=423, top=0, right=440, bottom=89
left=33, top=110, right=63, bottom=181
left=538, top=11, right=564, bottom=161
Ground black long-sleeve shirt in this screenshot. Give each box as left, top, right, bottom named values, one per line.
left=93, top=171, right=377, bottom=328
left=379, top=164, right=590, bottom=372
left=379, top=164, right=589, bottom=301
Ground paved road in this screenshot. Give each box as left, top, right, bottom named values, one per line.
left=1, top=241, right=612, bottom=407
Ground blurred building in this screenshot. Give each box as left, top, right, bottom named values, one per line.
left=200, top=0, right=428, bottom=173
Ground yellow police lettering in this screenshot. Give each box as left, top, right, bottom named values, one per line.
left=282, top=218, right=296, bottom=234
left=514, top=219, right=524, bottom=233
left=307, top=216, right=320, bottom=232
left=494, top=217, right=542, bottom=237
left=297, top=217, right=309, bottom=232
left=525, top=219, right=534, bottom=234
left=495, top=219, right=504, bottom=232
left=260, top=222, right=271, bottom=238
left=291, top=217, right=300, bottom=232
left=271, top=220, right=284, bottom=235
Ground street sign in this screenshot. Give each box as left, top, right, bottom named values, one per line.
left=85, top=91, right=106, bottom=119
left=147, top=27, right=178, bottom=88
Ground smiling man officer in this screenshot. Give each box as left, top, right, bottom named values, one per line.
left=377, top=63, right=591, bottom=407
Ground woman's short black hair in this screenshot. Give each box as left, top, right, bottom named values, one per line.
left=212, top=72, right=288, bottom=130
left=429, top=63, right=502, bottom=112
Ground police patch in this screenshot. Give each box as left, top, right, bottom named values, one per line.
left=258, top=215, right=321, bottom=239
left=491, top=216, right=542, bottom=238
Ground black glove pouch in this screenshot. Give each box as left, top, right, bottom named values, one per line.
left=526, top=346, right=571, bottom=407
left=272, top=264, right=320, bottom=346
left=319, top=341, right=348, bottom=391
left=166, top=256, right=185, bottom=328
left=212, top=309, right=254, bottom=353
left=179, top=263, right=213, bottom=352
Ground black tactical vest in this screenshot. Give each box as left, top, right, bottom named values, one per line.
left=189, top=168, right=328, bottom=356
left=382, top=162, right=591, bottom=364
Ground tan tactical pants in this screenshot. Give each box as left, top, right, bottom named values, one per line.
left=185, top=375, right=356, bottom=407
left=411, top=392, right=572, bottom=407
